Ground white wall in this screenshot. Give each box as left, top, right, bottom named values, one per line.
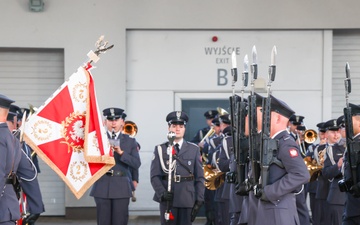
left=0, top=0, right=355, bottom=214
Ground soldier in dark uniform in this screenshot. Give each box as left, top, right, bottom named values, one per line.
left=305, top=122, right=326, bottom=225
left=203, top=117, right=221, bottom=225
left=341, top=103, right=360, bottom=225
left=191, top=110, right=219, bottom=145
left=322, top=119, right=345, bottom=225
left=0, top=94, right=22, bottom=225
left=90, top=107, right=141, bottom=225
left=288, top=114, right=310, bottom=225
left=211, top=114, right=231, bottom=225
left=7, top=105, right=45, bottom=225
left=254, top=95, right=310, bottom=225
left=150, top=111, right=205, bottom=225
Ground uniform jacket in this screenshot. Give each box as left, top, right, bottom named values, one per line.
left=17, top=149, right=45, bottom=214
left=150, top=140, right=205, bottom=208
left=255, top=130, right=310, bottom=225
left=191, top=127, right=210, bottom=144
left=343, top=134, right=360, bottom=218
left=0, top=123, right=22, bottom=222
left=322, top=143, right=346, bottom=205
left=90, top=133, right=141, bottom=199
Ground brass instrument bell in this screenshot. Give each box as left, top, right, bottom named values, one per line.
left=304, top=129, right=318, bottom=144
left=123, top=121, right=138, bottom=137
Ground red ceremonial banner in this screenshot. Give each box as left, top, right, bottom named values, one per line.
left=23, top=67, right=115, bottom=199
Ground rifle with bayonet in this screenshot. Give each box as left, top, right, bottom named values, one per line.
left=234, top=55, right=249, bottom=195
left=339, top=63, right=360, bottom=193
left=248, top=46, right=261, bottom=189
left=254, top=46, right=279, bottom=199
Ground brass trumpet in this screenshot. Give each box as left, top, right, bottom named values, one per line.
left=123, top=121, right=138, bottom=137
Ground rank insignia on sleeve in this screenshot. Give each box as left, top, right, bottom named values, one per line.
left=289, top=149, right=298, bottom=158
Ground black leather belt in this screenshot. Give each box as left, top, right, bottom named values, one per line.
left=106, top=170, right=126, bottom=176
left=5, top=178, right=13, bottom=184
left=162, top=175, right=194, bottom=182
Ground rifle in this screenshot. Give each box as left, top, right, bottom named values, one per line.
left=164, top=131, right=176, bottom=222
left=343, top=63, right=360, bottom=185
left=248, top=46, right=261, bottom=187
left=230, top=51, right=239, bottom=164
left=234, top=55, right=249, bottom=195
left=255, top=46, right=279, bottom=195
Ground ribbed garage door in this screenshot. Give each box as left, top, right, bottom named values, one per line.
left=333, top=30, right=360, bottom=118
left=0, top=48, right=65, bottom=215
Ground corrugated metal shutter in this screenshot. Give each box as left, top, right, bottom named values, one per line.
left=333, top=30, right=360, bottom=118
left=0, top=48, right=65, bottom=215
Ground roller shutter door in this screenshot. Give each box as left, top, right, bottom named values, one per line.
left=333, top=30, right=360, bottom=118
left=0, top=48, right=65, bottom=215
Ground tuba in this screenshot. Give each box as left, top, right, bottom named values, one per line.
left=204, top=165, right=224, bottom=190
left=123, top=121, right=138, bottom=137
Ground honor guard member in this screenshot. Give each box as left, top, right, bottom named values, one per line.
left=305, top=122, right=326, bottom=225
left=254, top=95, right=310, bottom=225
left=150, top=111, right=205, bottom=225
left=0, top=94, right=22, bottom=225
left=246, top=92, right=264, bottom=225
left=341, top=103, right=360, bottom=225
left=7, top=105, right=45, bottom=225
left=218, top=102, right=248, bottom=225
left=337, top=115, right=347, bottom=147
left=90, top=107, right=141, bottom=225
left=290, top=118, right=311, bottom=225
left=321, top=119, right=345, bottom=225
left=191, top=110, right=219, bottom=146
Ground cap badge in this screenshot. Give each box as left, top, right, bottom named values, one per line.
left=176, top=111, right=181, bottom=120
left=334, top=120, right=337, bottom=127
left=110, top=108, right=115, bottom=116
left=296, top=116, right=299, bottom=122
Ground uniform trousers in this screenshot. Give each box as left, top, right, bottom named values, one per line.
left=329, top=204, right=344, bottom=225
left=343, top=216, right=360, bottom=225
left=94, top=197, right=129, bottom=225
left=230, top=212, right=240, bottom=225
left=311, top=196, right=322, bottom=225
left=296, top=190, right=310, bottom=225
left=0, top=221, right=16, bottom=225
left=159, top=203, right=192, bottom=225
left=247, top=191, right=258, bottom=225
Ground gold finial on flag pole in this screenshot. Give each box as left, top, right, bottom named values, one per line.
left=86, top=35, right=114, bottom=67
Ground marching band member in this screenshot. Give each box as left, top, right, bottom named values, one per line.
left=322, top=119, right=346, bottom=225
left=90, top=107, right=141, bottom=225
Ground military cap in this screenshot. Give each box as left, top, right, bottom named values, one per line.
left=103, top=107, right=124, bottom=121
left=316, top=122, right=326, bottom=133
left=297, top=125, right=306, bottom=131
left=166, top=111, right=189, bottom=125
left=289, top=115, right=305, bottom=126
left=9, top=105, right=22, bottom=121
left=121, top=113, right=127, bottom=120
left=324, top=119, right=340, bottom=131
left=6, top=111, right=16, bottom=122
left=211, top=117, right=220, bottom=126
left=254, top=92, right=264, bottom=107
left=337, top=115, right=345, bottom=128
left=269, top=95, right=295, bottom=119
left=19, top=108, right=30, bottom=119
left=219, top=114, right=231, bottom=125
left=204, top=110, right=218, bottom=119
left=0, top=94, right=15, bottom=109
left=349, top=103, right=360, bottom=116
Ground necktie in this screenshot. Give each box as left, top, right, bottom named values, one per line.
left=112, top=130, right=116, bottom=139
left=175, top=143, right=180, bottom=153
